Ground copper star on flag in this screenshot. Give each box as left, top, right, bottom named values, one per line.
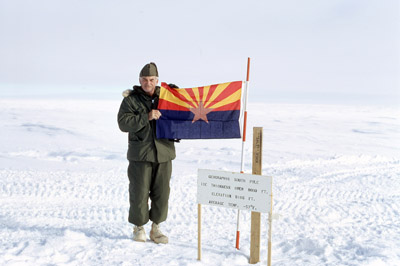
left=190, top=100, right=213, bottom=123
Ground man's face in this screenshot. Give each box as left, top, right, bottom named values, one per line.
left=139, top=76, right=158, bottom=95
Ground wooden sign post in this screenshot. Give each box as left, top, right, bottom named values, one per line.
left=198, top=203, right=202, bottom=260
left=197, top=127, right=273, bottom=264
left=250, top=127, right=263, bottom=264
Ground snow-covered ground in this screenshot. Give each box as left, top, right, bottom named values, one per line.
left=0, top=97, right=399, bottom=265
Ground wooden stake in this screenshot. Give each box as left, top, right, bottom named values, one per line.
left=268, top=186, right=273, bottom=266
left=250, top=127, right=263, bottom=264
left=252, top=128, right=263, bottom=176
left=198, top=204, right=202, bottom=261
left=250, top=212, right=261, bottom=264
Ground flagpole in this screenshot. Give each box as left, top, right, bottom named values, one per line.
left=236, top=57, right=250, bottom=250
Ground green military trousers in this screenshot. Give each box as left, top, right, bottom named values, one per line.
left=128, top=160, right=172, bottom=226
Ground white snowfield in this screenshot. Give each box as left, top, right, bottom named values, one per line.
left=0, top=98, right=399, bottom=266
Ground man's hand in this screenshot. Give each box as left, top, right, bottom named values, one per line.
left=148, top=110, right=162, bottom=120
left=168, top=83, right=179, bottom=89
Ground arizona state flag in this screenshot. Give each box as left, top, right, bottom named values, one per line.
left=157, top=81, right=242, bottom=139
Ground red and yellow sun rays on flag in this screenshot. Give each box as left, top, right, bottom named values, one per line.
left=159, top=81, right=242, bottom=123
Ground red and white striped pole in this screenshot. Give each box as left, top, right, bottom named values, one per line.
left=236, top=57, right=250, bottom=249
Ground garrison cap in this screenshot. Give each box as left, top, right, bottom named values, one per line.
left=140, top=62, right=159, bottom=77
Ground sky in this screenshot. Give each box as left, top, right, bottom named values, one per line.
left=0, top=0, right=399, bottom=103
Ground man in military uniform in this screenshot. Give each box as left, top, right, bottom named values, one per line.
left=118, top=62, right=176, bottom=244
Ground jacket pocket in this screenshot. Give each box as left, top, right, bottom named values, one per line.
left=129, top=125, right=151, bottom=142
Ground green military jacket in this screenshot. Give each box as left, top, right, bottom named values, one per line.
left=118, top=86, right=176, bottom=163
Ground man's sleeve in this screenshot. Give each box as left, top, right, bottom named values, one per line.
left=117, top=98, right=148, bottom=133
